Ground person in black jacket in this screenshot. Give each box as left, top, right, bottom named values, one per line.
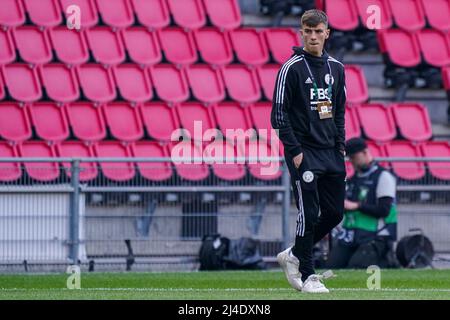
left=273, top=9, right=346, bottom=293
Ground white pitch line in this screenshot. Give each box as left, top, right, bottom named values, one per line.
left=1, top=288, right=450, bottom=293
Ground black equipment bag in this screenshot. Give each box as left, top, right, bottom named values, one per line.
left=223, top=237, right=266, bottom=270
left=199, top=235, right=266, bottom=271
left=198, top=234, right=229, bottom=271
left=396, top=232, right=434, bottom=268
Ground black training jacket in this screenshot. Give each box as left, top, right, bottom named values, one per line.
left=271, top=47, right=346, bottom=157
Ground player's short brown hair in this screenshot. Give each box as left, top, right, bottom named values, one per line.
left=301, top=9, right=329, bottom=28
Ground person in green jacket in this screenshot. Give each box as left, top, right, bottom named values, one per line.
left=327, top=138, right=398, bottom=268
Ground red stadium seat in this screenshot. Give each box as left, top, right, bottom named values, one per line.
left=122, top=27, right=162, bottom=66
left=176, top=102, right=217, bottom=141
left=86, top=27, right=126, bottom=65
left=23, top=0, right=62, bottom=27
left=390, top=103, right=432, bottom=142
left=248, top=102, right=283, bottom=155
left=77, top=64, right=117, bottom=102
left=221, top=65, right=261, bottom=103
left=0, top=0, right=26, bottom=27
left=417, top=29, right=450, bottom=67
left=193, top=28, right=233, bottom=66
left=131, top=0, right=170, bottom=29
left=0, top=102, right=32, bottom=142
left=263, top=28, right=301, bottom=64
left=13, top=26, right=52, bottom=65
left=186, top=64, right=225, bottom=103
left=203, top=0, right=241, bottom=30
left=239, top=139, right=282, bottom=181
left=29, top=102, right=70, bottom=142
left=65, top=102, right=107, bottom=141
left=357, top=104, right=396, bottom=142
left=56, top=141, right=98, bottom=181
left=366, top=140, right=389, bottom=168
left=213, top=102, right=254, bottom=141
left=0, top=28, right=16, bottom=65
left=113, top=64, right=153, bottom=103
left=366, top=141, right=386, bottom=158
left=385, top=141, right=425, bottom=181
left=388, top=0, right=426, bottom=31
left=249, top=101, right=271, bottom=136
left=420, top=141, right=450, bottom=180
left=204, top=139, right=246, bottom=181
left=157, top=28, right=198, bottom=65
left=345, top=65, right=369, bottom=104
left=230, top=28, right=269, bottom=66
left=140, top=102, right=181, bottom=141
left=167, top=0, right=206, bottom=30
left=421, top=0, right=450, bottom=32
left=49, top=27, right=89, bottom=65
left=325, top=0, right=359, bottom=31
left=355, top=0, right=393, bottom=30
left=130, top=141, right=173, bottom=182
left=2, top=64, right=42, bottom=102
left=60, top=0, right=98, bottom=28
left=257, top=64, right=279, bottom=101
left=40, top=64, right=80, bottom=103
left=103, top=103, right=144, bottom=142
left=0, top=142, right=21, bottom=182
left=169, top=141, right=209, bottom=182
left=18, top=141, right=60, bottom=182
left=149, top=64, right=189, bottom=103
left=95, top=0, right=134, bottom=28
left=442, top=66, right=450, bottom=91
left=315, top=0, right=324, bottom=10
left=345, top=105, right=361, bottom=140
left=94, top=141, right=135, bottom=182
left=377, top=29, right=421, bottom=67
left=0, top=68, right=4, bottom=100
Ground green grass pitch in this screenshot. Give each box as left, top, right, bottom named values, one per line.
left=1, top=269, right=449, bottom=300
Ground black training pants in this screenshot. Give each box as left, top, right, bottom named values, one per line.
left=285, top=146, right=346, bottom=281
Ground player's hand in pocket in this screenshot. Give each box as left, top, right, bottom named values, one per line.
left=293, top=153, right=303, bottom=169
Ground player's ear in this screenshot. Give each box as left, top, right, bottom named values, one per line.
left=325, top=28, right=330, bottom=40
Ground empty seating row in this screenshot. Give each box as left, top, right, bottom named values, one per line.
left=345, top=103, right=433, bottom=142
left=0, top=63, right=368, bottom=104
left=0, top=26, right=300, bottom=66
left=0, top=0, right=242, bottom=30
left=0, top=101, right=285, bottom=144
left=0, top=63, right=257, bottom=103
left=345, top=140, right=450, bottom=181
left=1, top=101, right=431, bottom=145
left=378, top=28, right=450, bottom=68
left=1, top=139, right=448, bottom=183
left=325, top=0, right=450, bottom=32
left=0, top=139, right=282, bottom=182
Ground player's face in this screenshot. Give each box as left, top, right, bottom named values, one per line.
left=300, top=23, right=330, bottom=56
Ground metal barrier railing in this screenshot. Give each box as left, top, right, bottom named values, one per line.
left=0, top=157, right=449, bottom=271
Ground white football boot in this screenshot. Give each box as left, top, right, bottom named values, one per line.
left=277, top=247, right=303, bottom=291
left=301, top=274, right=330, bottom=293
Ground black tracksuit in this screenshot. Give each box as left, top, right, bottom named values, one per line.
left=271, top=47, right=346, bottom=281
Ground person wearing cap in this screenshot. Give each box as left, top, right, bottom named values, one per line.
left=326, top=137, right=399, bottom=269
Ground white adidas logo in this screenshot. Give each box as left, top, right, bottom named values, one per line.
left=305, top=77, right=312, bottom=84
